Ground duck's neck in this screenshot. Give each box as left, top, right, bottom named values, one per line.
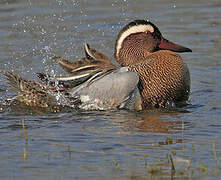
left=115, top=33, right=157, bottom=66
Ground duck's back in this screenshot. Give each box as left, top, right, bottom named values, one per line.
left=128, top=50, right=190, bottom=108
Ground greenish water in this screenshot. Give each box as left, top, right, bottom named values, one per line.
left=0, top=0, right=221, bottom=179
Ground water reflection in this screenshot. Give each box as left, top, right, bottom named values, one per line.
left=109, top=110, right=184, bottom=134
left=136, top=112, right=182, bottom=134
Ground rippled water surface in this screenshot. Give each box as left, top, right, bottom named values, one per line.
left=0, top=0, right=221, bottom=179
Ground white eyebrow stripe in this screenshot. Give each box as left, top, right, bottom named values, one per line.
left=116, top=24, right=154, bottom=57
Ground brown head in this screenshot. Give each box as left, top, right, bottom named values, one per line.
left=114, top=19, right=192, bottom=66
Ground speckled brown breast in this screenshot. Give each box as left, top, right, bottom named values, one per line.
left=128, top=50, right=190, bottom=108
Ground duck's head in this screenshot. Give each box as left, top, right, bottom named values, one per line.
left=114, top=19, right=192, bottom=66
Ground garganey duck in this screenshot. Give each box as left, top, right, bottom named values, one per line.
left=115, top=20, right=192, bottom=108
left=5, top=19, right=192, bottom=111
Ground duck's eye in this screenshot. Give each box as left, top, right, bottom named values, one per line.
left=145, top=31, right=152, bottom=35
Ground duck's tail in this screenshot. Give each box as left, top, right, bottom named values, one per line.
left=4, top=72, right=59, bottom=108
left=5, top=71, right=47, bottom=93
left=5, top=72, right=30, bottom=92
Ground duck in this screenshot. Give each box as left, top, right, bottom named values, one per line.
left=114, top=20, right=192, bottom=108
left=5, top=19, right=192, bottom=111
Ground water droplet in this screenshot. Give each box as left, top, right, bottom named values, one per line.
left=56, top=0, right=63, bottom=6
left=43, top=46, right=50, bottom=53
left=28, top=0, right=31, bottom=6
left=41, top=28, right=46, bottom=35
